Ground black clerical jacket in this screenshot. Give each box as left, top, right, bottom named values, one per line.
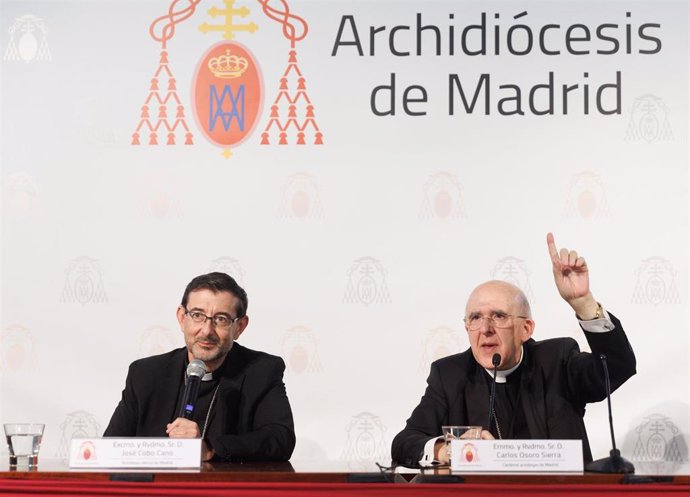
left=104, top=343, right=295, bottom=462
left=391, top=313, right=636, bottom=466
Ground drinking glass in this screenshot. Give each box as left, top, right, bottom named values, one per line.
left=4, top=423, right=44, bottom=470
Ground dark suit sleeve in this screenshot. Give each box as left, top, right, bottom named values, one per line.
left=103, top=363, right=139, bottom=437
left=567, top=312, right=637, bottom=403
left=208, top=357, right=295, bottom=462
left=391, top=361, right=448, bottom=467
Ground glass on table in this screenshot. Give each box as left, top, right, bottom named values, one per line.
left=441, top=425, right=482, bottom=461
left=4, top=423, right=44, bottom=470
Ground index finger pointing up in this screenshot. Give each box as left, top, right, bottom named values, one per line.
left=546, top=232, right=560, bottom=265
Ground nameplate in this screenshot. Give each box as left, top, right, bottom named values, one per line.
left=69, top=438, right=201, bottom=469
left=450, top=439, right=583, bottom=472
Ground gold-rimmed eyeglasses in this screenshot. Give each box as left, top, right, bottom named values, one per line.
left=464, top=312, right=528, bottom=331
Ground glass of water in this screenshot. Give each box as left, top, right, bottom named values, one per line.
left=4, top=423, right=44, bottom=470
left=441, top=425, right=482, bottom=462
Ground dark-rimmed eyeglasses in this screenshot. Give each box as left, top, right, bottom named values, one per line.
left=185, top=309, right=239, bottom=329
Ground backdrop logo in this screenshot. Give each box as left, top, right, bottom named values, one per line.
left=144, top=170, right=182, bottom=219
left=0, top=325, right=37, bottom=372
left=278, top=173, right=324, bottom=219
left=418, top=325, right=462, bottom=373
left=60, top=257, right=108, bottom=305
left=132, top=0, right=323, bottom=157
left=625, top=95, right=673, bottom=143
left=281, top=325, right=323, bottom=374
left=419, top=172, right=466, bottom=220
left=139, top=326, right=178, bottom=358
left=631, top=257, right=680, bottom=305
left=56, top=411, right=100, bottom=461
left=490, top=256, right=535, bottom=304
left=3, top=14, right=51, bottom=63
left=73, top=97, right=121, bottom=146
left=208, top=256, right=245, bottom=284
left=341, top=412, right=387, bottom=462
left=343, top=257, right=391, bottom=306
left=193, top=42, right=262, bottom=158
left=3, top=172, right=42, bottom=219
left=629, top=414, right=687, bottom=474
left=563, top=171, right=610, bottom=219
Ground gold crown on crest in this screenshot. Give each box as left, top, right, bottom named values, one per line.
left=208, top=49, right=249, bottom=79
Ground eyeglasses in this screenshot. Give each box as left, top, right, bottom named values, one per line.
left=464, top=312, right=528, bottom=331
left=185, top=309, right=239, bottom=329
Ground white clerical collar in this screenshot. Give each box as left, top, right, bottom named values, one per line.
left=484, top=346, right=523, bottom=383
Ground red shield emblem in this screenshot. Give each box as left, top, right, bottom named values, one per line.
left=192, top=41, right=263, bottom=150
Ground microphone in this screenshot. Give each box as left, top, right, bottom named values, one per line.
left=178, top=359, right=207, bottom=420
left=585, top=354, right=635, bottom=473
left=486, top=353, right=501, bottom=436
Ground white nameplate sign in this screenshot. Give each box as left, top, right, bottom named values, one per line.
left=69, top=438, right=201, bottom=469
left=450, top=439, right=583, bottom=472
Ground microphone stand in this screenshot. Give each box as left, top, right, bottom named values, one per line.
left=486, top=354, right=500, bottom=435
left=585, top=354, right=634, bottom=473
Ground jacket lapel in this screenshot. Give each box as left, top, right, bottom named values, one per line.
left=212, top=344, right=247, bottom=431
left=141, top=348, right=186, bottom=435
left=519, top=340, right=548, bottom=438
left=463, top=363, right=491, bottom=427
left=162, top=349, right=187, bottom=424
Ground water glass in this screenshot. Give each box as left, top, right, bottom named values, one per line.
left=4, top=423, right=44, bottom=470
left=441, top=425, right=481, bottom=460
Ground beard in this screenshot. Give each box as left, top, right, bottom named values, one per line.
left=188, top=339, right=232, bottom=365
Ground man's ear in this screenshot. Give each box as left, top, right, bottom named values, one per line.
left=233, top=315, right=249, bottom=340
left=176, top=306, right=186, bottom=328
left=521, top=318, right=535, bottom=343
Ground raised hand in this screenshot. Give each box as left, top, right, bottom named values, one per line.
left=546, top=232, right=598, bottom=319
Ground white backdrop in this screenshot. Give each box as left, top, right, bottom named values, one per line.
left=0, top=0, right=688, bottom=471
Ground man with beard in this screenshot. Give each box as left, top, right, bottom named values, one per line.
left=104, top=272, right=295, bottom=462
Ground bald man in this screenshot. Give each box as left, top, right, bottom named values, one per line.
left=391, top=234, right=636, bottom=467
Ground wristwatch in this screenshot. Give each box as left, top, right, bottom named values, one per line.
left=578, top=302, right=603, bottom=321
left=591, top=302, right=603, bottom=320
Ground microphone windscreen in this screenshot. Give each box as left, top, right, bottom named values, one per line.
left=492, top=353, right=501, bottom=367
left=187, top=359, right=207, bottom=378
